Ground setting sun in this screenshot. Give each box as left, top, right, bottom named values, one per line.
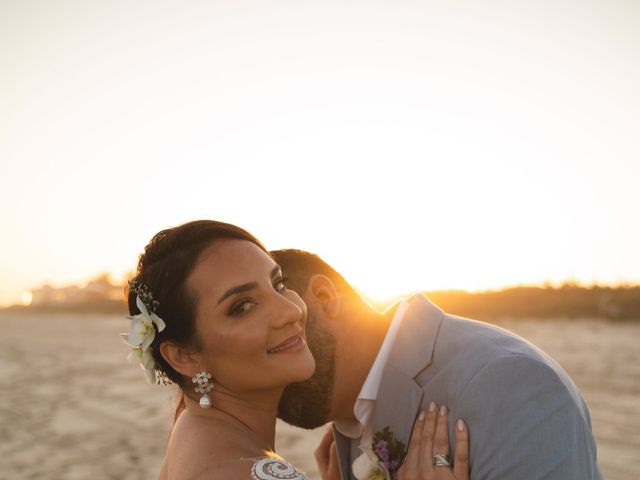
left=21, top=291, right=33, bottom=306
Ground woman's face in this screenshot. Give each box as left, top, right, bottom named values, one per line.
left=187, top=239, right=316, bottom=394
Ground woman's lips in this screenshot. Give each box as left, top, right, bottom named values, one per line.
left=267, top=335, right=305, bottom=354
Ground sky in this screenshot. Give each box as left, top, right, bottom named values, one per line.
left=1, top=0, right=639, bottom=306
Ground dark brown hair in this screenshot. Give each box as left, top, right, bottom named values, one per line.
left=127, top=220, right=267, bottom=388
left=269, top=249, right=358, bottom=299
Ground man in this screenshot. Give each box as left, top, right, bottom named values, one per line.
left=272, top=249, right=603, bottom=480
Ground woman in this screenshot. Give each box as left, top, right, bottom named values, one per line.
left=122, top=220, right=468, bottom=479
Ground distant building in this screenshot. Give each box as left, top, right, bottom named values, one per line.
left=29, top=275, right=123, bottom=307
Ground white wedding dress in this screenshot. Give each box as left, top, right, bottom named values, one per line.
left=249, top=456, right=307, bottom=480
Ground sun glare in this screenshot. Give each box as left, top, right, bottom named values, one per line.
left=21, top=291, right=33, bottom=306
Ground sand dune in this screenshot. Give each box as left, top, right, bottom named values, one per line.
left=0, top=312, right=637, bottom=479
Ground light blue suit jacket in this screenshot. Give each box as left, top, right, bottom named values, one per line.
left=333, top=294, right=603, bottom=479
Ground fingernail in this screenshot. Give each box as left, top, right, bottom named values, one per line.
left=457, top=419, right=465, bottom=431
left=419, top=410, right=426, bottom=421
left=428, top=401, right=437, bottom=412
left=439, top=405, right=448, bottom=416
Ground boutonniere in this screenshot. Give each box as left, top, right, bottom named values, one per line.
left=352, top=427, right=406, bottom=480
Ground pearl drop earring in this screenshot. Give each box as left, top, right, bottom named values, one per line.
left=192, top=371, right=214, bottom=408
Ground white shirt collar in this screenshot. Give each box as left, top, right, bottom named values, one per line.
left=334, top=299, right=409, bottom=439
left=358, top=299, right=409, bottom=400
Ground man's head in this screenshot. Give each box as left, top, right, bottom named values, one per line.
left=271, top=249, right=386, bottom=428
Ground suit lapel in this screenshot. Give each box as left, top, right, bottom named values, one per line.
left=387, top=294, right=444, bottom=378
left=371, top=366, right=424, bottom=450
left=332, top=424, right=353, bottom=480
left=371, top=295, right=445, bottom=450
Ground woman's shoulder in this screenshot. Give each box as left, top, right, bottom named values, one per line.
left=164, top=413, right=306, bottom=479
left=163, top=413, right=254, bottom=477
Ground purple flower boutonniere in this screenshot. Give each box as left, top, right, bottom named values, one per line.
left=373, top=427, right=406, bottom=479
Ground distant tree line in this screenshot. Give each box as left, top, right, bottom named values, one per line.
left=425, top=284, right=640, bottom=320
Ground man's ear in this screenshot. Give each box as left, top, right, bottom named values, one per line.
left=305, top=274, right=341, bottom=318
left=159, top=341, right=200, bottom=379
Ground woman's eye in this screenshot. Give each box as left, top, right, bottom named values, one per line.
left=230, top=299, right=256, bottom=316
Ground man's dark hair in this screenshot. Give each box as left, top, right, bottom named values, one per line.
left=270, top=249, right=358, bottom=298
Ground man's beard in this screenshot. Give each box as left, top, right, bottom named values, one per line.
left=277, top=309, right=336, bottom=429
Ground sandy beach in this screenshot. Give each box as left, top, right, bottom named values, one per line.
left=0, top=312, right=637, bottom=479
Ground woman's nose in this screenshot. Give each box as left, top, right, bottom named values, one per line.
left=271, top=290, right=305, bottom=329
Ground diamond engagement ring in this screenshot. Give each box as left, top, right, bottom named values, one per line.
left=432, top=453, right=452, bottom=467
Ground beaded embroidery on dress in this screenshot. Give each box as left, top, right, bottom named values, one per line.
left=249, top=457, right=306, bottom=480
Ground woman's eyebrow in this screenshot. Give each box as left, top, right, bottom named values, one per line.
left=217, top=266, right=281, bottom=305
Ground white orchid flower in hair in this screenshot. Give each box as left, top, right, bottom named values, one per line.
left=121, top=294, right=167, bottom=384
left=128, top=346, right=157, bottom=384
left=126, top=296, right=166, bottom=350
